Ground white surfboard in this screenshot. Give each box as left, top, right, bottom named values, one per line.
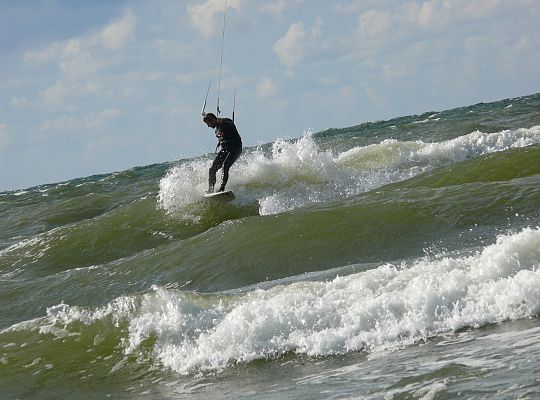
left=203, top=190, right=235, bottom=202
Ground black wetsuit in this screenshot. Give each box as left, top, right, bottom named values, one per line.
left=209, top=118, right=242, bottom=192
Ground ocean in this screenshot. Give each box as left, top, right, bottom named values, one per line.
left=1, top=93, right=540, bottom=399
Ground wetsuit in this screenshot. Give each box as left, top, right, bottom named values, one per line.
left=209, top=118, right=242, bottom=192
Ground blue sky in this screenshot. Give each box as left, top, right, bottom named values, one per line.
left=1, top=0, right=539, bottom=191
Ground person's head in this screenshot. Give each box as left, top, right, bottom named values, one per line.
left=203, top=113, right=218, bottom=128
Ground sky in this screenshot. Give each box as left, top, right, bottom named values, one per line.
left=1, top=0, right=539, bottom=191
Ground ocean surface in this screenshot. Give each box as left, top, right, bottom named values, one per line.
left=1, top=93, right=540, bottom=399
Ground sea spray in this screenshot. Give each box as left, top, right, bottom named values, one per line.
left=14, top=228, right=538, bottom=375
left=158, top=126, right=540, bottom=218
left=2, top=94, right=540, bottom=399
left=144, top=228, right=540, bottom=374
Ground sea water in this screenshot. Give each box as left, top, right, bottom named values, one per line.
left=1, top=93, right=540, bottom=399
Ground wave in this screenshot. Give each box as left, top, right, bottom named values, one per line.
left=0, top=196, right=169, bottom=279
left=6, top=141, right=537, bottom=283
left=158, top=126, right=540, bottom=216
left=6, top=227, right=539, bottom=375
left=3, top=142, right=538, bottom=302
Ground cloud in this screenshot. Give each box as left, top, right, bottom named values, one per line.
left=273, top=22, right=306, bottom=68
left=401, top=0, right=510, bottom=28
left=41, top=81, right=71, bottom=105
left=101, top=10, right=137, bottom=50
left=39, top=108, right=121, bottom=136
left=357, top=9, right=391, bottom=39
left=352, top=0, right=531, bottom=51
left=41, top=81, right=100, bottom=107
left=41, top=81, right=83, bottom=105
left=261, top=0, right=304, bottom=16
left=59, top=39, right=104, bottom=80
left=256, top=78, right=277, bottom=98
left=3, top=0, right=539, bottom=192
left=188, top=0, right=245, bottom=37
left=58, top=9, right=138, bottom=79
left=273, top=18, right=324, bottom=68
left=24, top=43, right=62, bottom=65
left=24, top=10, right=136, bottom=80
left=351, top=1, right=540, bottom=73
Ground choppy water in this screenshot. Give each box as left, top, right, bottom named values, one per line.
left=1, top=93, right=540, bottom=399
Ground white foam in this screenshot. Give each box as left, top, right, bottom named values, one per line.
left=16, top=228, right=538, bottom=374
left=416, top=126, right=540, bottom=165
left=0, top=227, right=63, bottom=272
left=340, top=125, right=540, bottom=171
left=157, top=158, right=211, bottom=214
left=157, top=133, right=409, bottom=216
left=158, top=126, right=540, bottom=216
left=105, top=227, right=540, bottom=375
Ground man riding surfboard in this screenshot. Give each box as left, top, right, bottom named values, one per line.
left=203, top=112, right=242, bottom=193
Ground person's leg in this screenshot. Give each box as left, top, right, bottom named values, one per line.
left=209, top=151, right=227, bottom=192
left=218, top=146, right=242, bottom=192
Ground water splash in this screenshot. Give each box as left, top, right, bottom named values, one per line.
left=158, top=127, right=540, bottom=216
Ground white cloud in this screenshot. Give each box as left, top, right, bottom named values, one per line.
left=59, top=39, right=104, bottom=80
left=188, top=0, right=245, bottom=37
left=261, top=0, right=304, bottom=16
left=27, top=37, right=105, bottom=81
left=399, top=0, right=528, bottom=29
left=256, top=78, right=277, bottom=98
left=101, top=10, right=137, bottom=50
left=343, top=0, right=532, bottom=75
left=41, top=81, right=100, bottom=106
left=273, top=18, right=324, bottom=69
left=152, top=38, right=194, bottom=58
left=357, top=9, right=391, bottom=39
left=38, top=108, right=120, bottom=135
left=0, top=123, right=10, bottom=151
left=24, top=43, right=62, bottom=65
left=351, top=0, right=531, bottom=52
left=335, top=0, right=391, bottom=15
left=273, top=22, right=306, bottom=68
left=41, top=81, right=71, bottom=105
left=24, top=10, right=136, bottom=80
left=435, top=0, right=505, bottom=26
left=2, top=1, right=539, bottom=191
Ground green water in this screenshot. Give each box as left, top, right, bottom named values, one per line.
left=1, top=93, right=540, bottom=399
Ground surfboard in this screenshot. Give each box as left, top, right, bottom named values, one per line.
left=203, top=190, right=235, bottom=202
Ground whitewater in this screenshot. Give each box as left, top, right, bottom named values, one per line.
left=159, top=125, right=540, bottom=216
left=1, top=93, right=540, bottom=399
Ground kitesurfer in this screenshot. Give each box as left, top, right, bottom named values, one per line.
left=203, top=112, right=242, bottom=193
